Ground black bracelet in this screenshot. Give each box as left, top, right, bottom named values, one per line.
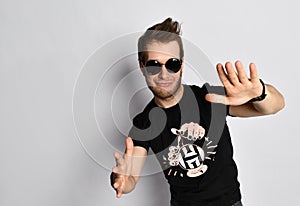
left=248, top=79, right=267, bottom=103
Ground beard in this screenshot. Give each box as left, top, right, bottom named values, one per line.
left=148, top=77, right=182, bottom=100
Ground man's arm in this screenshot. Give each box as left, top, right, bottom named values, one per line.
left=205, top=61, right=285, bottom=117
left=111, top=137, right=147, bottom=198
left=229, top=84, right=285, bottom=117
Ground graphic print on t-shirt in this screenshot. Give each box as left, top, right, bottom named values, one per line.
left=166, top=122, right=217, bottom=178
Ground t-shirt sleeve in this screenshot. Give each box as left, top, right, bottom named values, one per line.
left=128, top=113, right=151, bottom=152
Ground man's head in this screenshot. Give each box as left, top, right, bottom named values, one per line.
left=138, top=18, right=184, bottom=101
left=138, top=17, right=184, bottom=65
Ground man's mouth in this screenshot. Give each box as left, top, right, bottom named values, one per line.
left=156, top=82, right=172, bottom=87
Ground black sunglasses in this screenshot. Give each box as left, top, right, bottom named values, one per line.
left=142, top=58, right=182, bottom=75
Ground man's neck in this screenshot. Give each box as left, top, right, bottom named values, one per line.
left=154, top=85, right=184, bottom=108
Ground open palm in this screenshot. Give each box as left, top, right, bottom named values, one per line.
left=206, top=61, right=263, bottom=105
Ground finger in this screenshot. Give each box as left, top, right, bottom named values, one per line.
left=198, top=127, right=205, bottom=138
left=187, top=124, right=194, bottom=140
left=193, top=124, right=199, bottom=139
left=225, top=62, right=240, bottom=85
left=113, top=181, right=120, bottom=189
left=180, top=123, right=189, bottom=133
left=114, top=174, right=124, bottom=186
left=171, top=128, right=179, bottom=135
left=112, top=166, right=120, bottom=174
left=113, top=160, right=127, bottom=176
left=249, top=63, right=260, bottom=83
left=205, top=94, right=229, bottom=105
left=113, top=175, right=124, bottom=197
left=125, top=137, right=134, bottom=157
left=235, top=61, right=249, bottom=84
left=216, top=63, right=233, bottom=88
left=116, top=180, right=124, bottom=198
left=114, top=152, right=125, bottom=167
left=116, top=187, right=122, bottom=198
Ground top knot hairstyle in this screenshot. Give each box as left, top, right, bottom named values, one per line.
left=138, top=17, right=184, bottom=64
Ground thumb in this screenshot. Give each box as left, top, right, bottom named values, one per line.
left=205, top=93, right=229, bottom=105
left=125, top=137, right=134, bottom=156
left=171, top=128, right=179, bottom=135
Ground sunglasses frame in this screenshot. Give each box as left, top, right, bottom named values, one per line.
left=142, top=58, right=183, bottom=75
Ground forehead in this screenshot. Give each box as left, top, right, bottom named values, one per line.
left=145, top=40, right=180, bottom=60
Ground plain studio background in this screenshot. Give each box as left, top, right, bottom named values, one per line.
left=0, top=0, right=299, bottom=205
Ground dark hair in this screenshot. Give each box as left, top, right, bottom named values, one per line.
left=138, top=17, right=184, bottom=64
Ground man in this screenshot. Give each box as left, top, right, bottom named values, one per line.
left=111, top=18, right=285, bottom=206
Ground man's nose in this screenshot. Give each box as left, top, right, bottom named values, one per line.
left=158, top=65, right=168, bottom=79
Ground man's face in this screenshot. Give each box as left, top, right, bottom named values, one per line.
left=141, top=40, right=183, bottom=100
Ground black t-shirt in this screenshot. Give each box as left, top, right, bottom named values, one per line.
left=129, top=84, right=241, bottom=205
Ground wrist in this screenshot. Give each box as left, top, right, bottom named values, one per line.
left=248, top=79, right=267, bottom=103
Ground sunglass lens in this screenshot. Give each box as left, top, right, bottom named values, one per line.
left=145, top=60, right=161, bottom=75
left=165, top=58, right=182, bottom=73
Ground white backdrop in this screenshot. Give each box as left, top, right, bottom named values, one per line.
left=0, top=0, right=299, bottom=205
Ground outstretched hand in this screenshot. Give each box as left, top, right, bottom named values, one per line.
left=205, top=61, right=263, bottom=105
left=111, top=137, right=134, bottom=198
